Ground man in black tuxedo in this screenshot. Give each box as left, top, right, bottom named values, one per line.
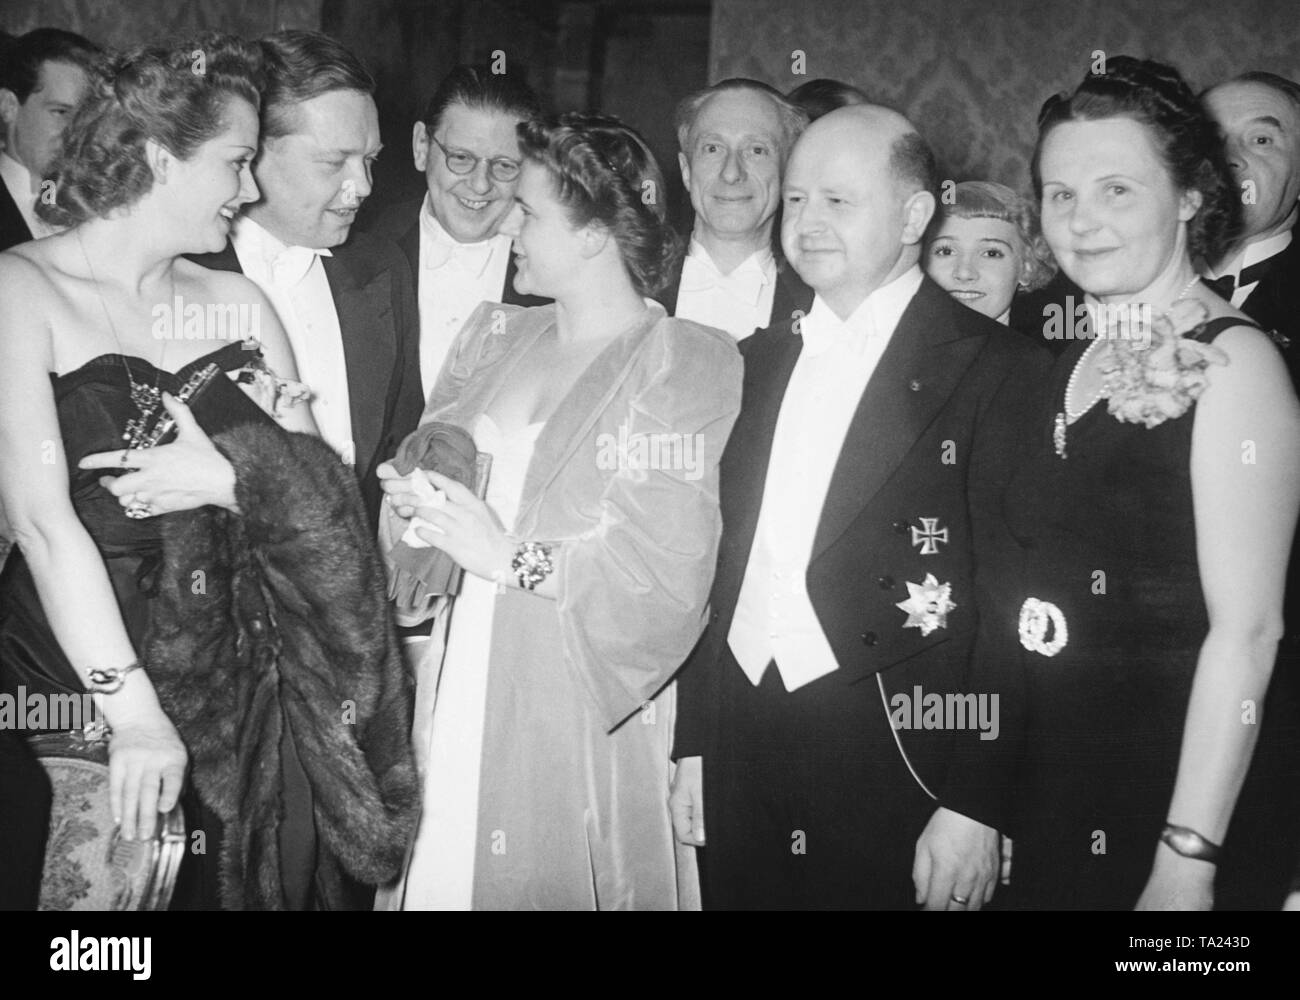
left=364, top=65, right=548, bottom=401
left=669, top=105, right=1049, bottom=909
left=657, top=79, right=813, bottom=340
left=190, top=30, right=422, bottom=529
left=1203, top=72, right=1300, bottom=388
left=0, top=28, right=99, bottom=251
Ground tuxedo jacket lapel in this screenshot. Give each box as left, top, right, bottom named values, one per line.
left=769, top=264, right=813, bottom=330
left=323, top=253, right=395, bottom=476
left=811, top=279, right=985, bottom=561
left=655, top=266, right=683, bottom=316
left=396, top=214, right=419, bottom=278
left=0, top=181, right=34, bottom=253
left=654, top=256, right=809, bottom=330
left=190, top=237, right=406, bottom=480
left=711, top=323, right=803, bottom=609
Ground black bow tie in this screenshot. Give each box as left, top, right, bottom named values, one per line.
left=1202, top=273, right=1235, bottom=300
left=1203, top=256, right=1280, bottom=300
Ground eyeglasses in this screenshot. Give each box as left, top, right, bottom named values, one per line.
left=429, top=135, right=521, bottom=183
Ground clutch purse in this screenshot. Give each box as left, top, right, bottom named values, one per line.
left=28, top=728, right=186, bottom=911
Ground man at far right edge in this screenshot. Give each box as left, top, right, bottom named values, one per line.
left=1202, top=72, right=1300, bottom=385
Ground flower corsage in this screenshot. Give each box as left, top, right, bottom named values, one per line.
left=1098, top=299, right=1229, bottom=428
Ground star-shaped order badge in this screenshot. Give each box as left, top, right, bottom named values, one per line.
left=896, top=573, right=956, bottom=637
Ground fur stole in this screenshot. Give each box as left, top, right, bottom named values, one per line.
left=143, top=422, right=418, bottom=909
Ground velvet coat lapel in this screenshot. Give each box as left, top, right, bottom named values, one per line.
left=422, top=302, right=665, bottom=532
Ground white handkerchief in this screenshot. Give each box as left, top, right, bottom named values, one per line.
left=399, top=471, right=446, bottom=549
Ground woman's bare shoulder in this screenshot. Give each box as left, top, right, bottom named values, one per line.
left=0, top=238, right=65, bottom=291
left=173, top=258, right=268, bottom=305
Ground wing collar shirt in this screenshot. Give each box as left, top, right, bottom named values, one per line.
left=417, top=194, right=513, bottom=397
left=728, top=264, right=924, bottom=691
left=1204, top=218, right=1294, bottom=309
left=0, top=151, right=59, bottom=239
left=674, top=238, right=777, bottom=341
left=231, top=214, right=355, bottom=464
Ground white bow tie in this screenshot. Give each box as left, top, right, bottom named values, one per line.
left=270, top=245, right=327, bottom=287
left=679, top=254, right=767, bottom=306
left=424, top=237, right=495, bottom=276
left=799, top=307, right=874, bottom=358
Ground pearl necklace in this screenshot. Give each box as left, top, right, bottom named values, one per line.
left=1053, top=275, right=1201, bottom=459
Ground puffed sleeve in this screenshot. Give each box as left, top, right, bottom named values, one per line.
left=552, top=321, right=742, bottom=731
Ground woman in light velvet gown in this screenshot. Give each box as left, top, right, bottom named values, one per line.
left=376, top=114, right=742, bottom=910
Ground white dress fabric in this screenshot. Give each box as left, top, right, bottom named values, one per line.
left=398, top=412, right=542, bottom=910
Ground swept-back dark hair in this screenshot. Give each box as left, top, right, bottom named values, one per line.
left=517, top=113, right=682, bottom=297
left=258, top=29, right=374, bottom=140
left=787, top=78, right=869, bottom=122
left=0, top=27, right=101, bottom=102
left=39, top=33, right=263, bottom=227
left=420, top=63, right=541, bottom=133
left=1031, top=55, right=1238, bottom=263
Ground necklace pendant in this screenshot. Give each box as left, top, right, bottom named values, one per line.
left=125, top=376, right=163, bottom=450
left=129, top=378, right=161, bottom=415
left=1053, top=411, right=1068, bottom=459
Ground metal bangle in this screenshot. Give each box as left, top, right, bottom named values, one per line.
left=86, top=660, right=142, bottom=695
left=1160, top=823, right=1222, bottom=864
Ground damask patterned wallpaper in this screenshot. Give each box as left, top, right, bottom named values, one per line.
left=711, top=0, right=1300, bottom=192
left=2, top=0, right=321, bottom=49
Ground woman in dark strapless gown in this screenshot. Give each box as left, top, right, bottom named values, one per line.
left=2, top=344, right=289, bottom=908
left=984, top=57, right=1300, bottom=910
left=0, top=36, right=416, bottom=910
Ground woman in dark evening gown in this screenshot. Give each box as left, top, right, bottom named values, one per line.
left=988, top=58, right=1300, bottom=910
left=0, top=36, right=416, bottom=910
left=2, top=344, right=301, bottom=909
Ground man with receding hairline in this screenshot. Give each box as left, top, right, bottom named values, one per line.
left=657, top=79, right=813, bottom=340
left=671, top=104, right=1050, bottom=909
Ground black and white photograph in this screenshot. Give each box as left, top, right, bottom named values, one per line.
left=0, top=0, right=1297, bottom=976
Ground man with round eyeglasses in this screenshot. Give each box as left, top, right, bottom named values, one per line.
left=368, top=64, right=549, bottom=398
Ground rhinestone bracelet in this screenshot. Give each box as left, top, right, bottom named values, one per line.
left=511, top=541, right=554, bottom=591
